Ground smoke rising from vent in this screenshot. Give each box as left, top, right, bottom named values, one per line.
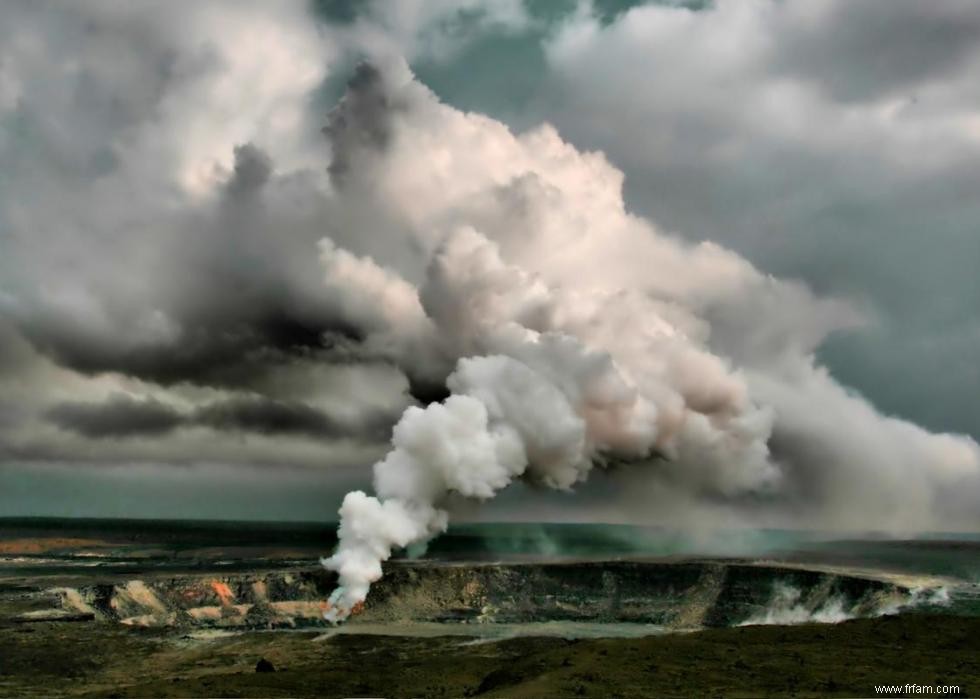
left=319, top=61, right=980, bottom=619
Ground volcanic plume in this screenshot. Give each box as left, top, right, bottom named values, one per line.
left=319, top=61, right=980, bottom=620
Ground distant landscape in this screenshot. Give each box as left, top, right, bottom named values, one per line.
left=4, top=1, right=980, bottom=696
left=1, top=518, right=978, bottom=696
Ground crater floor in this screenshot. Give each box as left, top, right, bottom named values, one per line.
left=1, top=609, right=978, bottom=698
left=25, top=559, right=953, bottom=632
left=1, top=523, right=977, bottom=697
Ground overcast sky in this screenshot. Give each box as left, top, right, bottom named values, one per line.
left=0, top=0, right=978, bottom=527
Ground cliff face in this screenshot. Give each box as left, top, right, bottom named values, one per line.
left=359, top=561, right=913, bottom=628
left=53, top=560, right=918, bottom=630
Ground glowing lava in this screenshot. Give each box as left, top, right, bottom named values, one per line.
left=210, top=581, right=234, bottom=606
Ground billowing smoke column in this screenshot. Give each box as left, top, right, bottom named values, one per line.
left=323, top=349, right=655, bottom=619
left=319, top=62, right=980, bottom=620
left=320, top=226, right=775, bottom=619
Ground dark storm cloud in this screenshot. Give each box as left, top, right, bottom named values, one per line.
left=324, top=62, right=400, bottom=183
left=47, top=394, right=184, bottom=439
left=0, top=1, right=384, bottom=404
left=405, top=374, right=452, bottom=406
left=44, top=393, right=396, bottom=443
left=16, top=302, right=364, bottom=390
left=225, top=143, right=274, bottom=197
left=772, top=1, right=980, bottom=102
left=0, top=1, right=494, bottom=478
left=196, top=396, right=331, bottom=437
left=6, top=138, right=374, bottom=391
left=195, top=396, right=393, bottom=441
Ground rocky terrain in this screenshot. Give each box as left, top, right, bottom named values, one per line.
left=1, top=523, right=976, bottom=697
left=7, top=559, right=941, bottom=633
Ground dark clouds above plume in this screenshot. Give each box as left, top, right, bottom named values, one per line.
left=0, top=0, right=977, bottom=528
left=47, top=395, right=184, bottom=439
left=194, top=397, right=394, bottom=442
left=44, top=394, right=395, bottom=442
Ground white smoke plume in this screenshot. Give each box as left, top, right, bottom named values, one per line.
left=319, top=61, right=980, bottom=620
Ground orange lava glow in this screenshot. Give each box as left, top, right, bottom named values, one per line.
left=210, top=581, right=234, bottom=606
left=318, top=599, right=363, bottom=619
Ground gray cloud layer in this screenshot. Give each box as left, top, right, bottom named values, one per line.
left=47, top=395, right=184, bottom=439
left=0, top=0, right=977, bottom=529
left=45, top=393, right=395, bottom=442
